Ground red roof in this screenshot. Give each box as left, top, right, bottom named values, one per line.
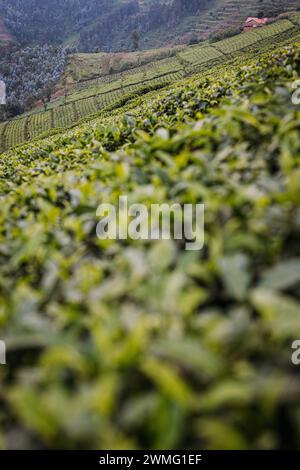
left=245, top=17, right=268, bottom=25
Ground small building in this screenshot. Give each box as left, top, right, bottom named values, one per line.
left=243, top=17, right=268, bottom=32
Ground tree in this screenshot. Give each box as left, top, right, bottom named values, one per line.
left=41, top=84, right=52, bottom=111
left=131, top=30, right=140, bottom=52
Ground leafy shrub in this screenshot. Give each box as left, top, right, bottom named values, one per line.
left=209, top=27, right=241, bottom=43
left=0, top=45, right=300, bottom=449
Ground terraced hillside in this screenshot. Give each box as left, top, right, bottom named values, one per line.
left=2, top=0, right=300, bottom=51
left=2, top=16, right=300, bottom=153
left=0, top=33, right=300, bottom=449
left=61, top=46, right=183, bottom=84
left=143, top=0, right=300, bottom=46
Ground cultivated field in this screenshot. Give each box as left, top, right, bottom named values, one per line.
left=1, top=16, right=300, bottom=153
left=1, top=38, right=300, bottom=449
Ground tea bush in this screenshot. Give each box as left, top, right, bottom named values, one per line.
left=0, top=45, right=300, bottom=450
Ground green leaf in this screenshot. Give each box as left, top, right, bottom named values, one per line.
left=260, top=259, right=300, bottom=290
left=219, top=254, right=250, bottom=301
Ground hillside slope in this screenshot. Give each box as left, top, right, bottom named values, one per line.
left=1, top=15, right=300, bottom=152
left=0, top=17, right=13, bottom=48
left=2, top=0, right=300, bottom=51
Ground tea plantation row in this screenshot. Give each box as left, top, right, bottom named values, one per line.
left=0, top=44, right=300, bottom=449
left=1, top=17, right=300, bottom=153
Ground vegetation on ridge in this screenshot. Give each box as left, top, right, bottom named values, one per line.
left=2, top=0, right=300, bottom=51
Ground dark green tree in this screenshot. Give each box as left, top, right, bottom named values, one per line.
left=131, top=30, right=140, bottom=52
